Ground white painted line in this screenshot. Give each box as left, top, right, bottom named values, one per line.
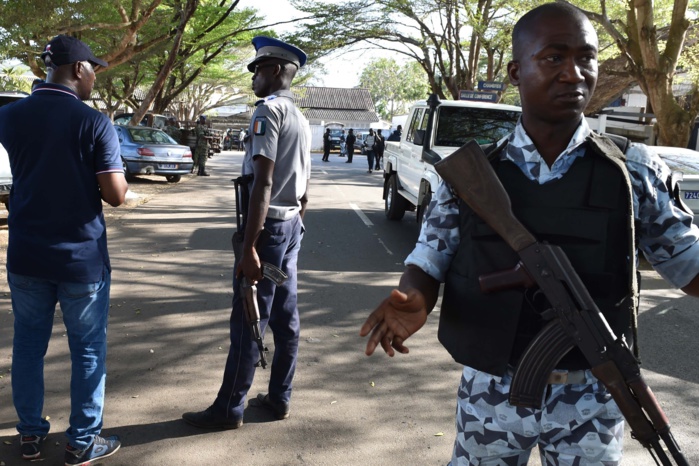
left=377, top=238, right=393, bottom=255
left=350, top=203, right=374, bottom=227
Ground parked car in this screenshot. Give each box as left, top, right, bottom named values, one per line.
left=114, top=112, right=169, bottom=129
left=0, top=91, right=29, bottom=210
left=654, top=145, right=699, bottom=216
left=354, top=131, right=370, bottom=154
left=114, top=125, right=193, bottom=183
left=327, top=128, right=345, bottom=152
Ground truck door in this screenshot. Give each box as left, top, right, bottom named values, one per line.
left=402, top=107, right=428, bottom=194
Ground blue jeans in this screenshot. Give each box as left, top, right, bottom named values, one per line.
left=9, top=268, right=112, bottom=450
left=366, top=150, right=375, bottom=170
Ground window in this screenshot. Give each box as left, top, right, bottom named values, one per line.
left=128, top=128, right=176, bottom=144
left=434, top=106, right=520, bottom=147
left=406, top=108, right=425, bottom=144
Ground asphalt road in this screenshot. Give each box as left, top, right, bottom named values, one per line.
left=0, top=149, right=697, bottom=465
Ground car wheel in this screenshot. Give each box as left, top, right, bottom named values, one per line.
left=385, top=175, right=407, bottom=220
left=166, top=175, right=182, bottom=183
left=122, top=158, right=134, bottom=180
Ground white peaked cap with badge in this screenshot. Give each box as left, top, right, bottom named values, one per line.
left=247, top=36, right=307, bottom=72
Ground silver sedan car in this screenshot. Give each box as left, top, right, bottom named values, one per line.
left=114, top=125, right=193, bottom=183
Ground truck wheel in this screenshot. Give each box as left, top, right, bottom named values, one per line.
left=385, top=175, right=407, bottom=220
left=417, top=190, right=432, bottom=225
left=166, top=175, right=181, bottom=183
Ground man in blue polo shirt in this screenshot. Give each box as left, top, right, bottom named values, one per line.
left=0, top=35, right=128, bottom=464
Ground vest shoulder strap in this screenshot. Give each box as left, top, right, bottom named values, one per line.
left=587, top=132, right=628, bottom=161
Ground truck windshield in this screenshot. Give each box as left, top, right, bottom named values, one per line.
left=434, top=106, right=520, bottom=147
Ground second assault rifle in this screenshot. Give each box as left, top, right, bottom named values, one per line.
left=434, top=140, right=688, bottom=466
left=232, top=176, right=288, bottom=369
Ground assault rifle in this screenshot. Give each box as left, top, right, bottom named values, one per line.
left=232, top=176, right=288, bottom=369
left=434, top=140, right=688, bottom=466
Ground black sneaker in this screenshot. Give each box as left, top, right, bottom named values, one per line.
left=64, top=435, right=120, bottom=466
left=20, top=435, right=46, bottom=460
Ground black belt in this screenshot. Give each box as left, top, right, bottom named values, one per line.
left=507, top=366, right=589, bottom=385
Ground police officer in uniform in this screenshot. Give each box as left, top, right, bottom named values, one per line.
left=194, top=115, right=210, bottom=176
left=360, top=3, right=699, bottom=464
left=183, top=36, right=310, bottom=429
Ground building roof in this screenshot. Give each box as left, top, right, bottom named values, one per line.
left=302, top=108, right=379, bottom=123
left=293, top=86, right=375, bottom=111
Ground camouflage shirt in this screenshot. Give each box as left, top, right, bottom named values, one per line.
left=406, top=118, right=699, bottom=288
left=196, top=123, right=209, bottom=148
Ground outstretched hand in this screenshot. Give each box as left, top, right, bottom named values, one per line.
left=359, top=288, right=428, bottom=357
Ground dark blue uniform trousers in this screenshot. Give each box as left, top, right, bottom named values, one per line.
left=214, top=214, right=303, bottom=420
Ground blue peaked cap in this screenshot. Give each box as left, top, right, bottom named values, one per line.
left=247, top=36, right=307, bottom=72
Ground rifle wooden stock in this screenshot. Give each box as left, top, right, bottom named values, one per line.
left=434, top=140, right=536, bottom=252
left=434, top=140, right=689, bottom=465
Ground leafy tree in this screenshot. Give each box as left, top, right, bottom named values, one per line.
left=360, top=58, right=428, bottom=120
left=571, top=0, right=699, bottom=146
left=0, top=63, right=33, bottom=93
left=0, top=0, right=302, bottom=123
left=288, top=0, right=516, bottom=101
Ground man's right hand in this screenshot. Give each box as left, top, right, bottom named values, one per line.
left=359, top=288, right=428, bottom=357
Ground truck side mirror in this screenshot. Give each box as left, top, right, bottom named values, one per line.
left=414, top=129, right=425, bottom=146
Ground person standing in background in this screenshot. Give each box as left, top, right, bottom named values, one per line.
left=363, top=128, right=376, bottom=173
left=374, top=129, right=385, bottom=170
left=345, top=128, right=356, bottom=163
left=322, top=128, right=331, bottom=162
left=194, top=115, right=211, bottom=176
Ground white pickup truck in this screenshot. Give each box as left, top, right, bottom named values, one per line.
left=382, top=94, right=522, bottom=223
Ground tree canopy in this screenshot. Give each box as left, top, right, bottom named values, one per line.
left=288, top=0, right=699, bottom=147
left=359, top=58, right=428, bottom=120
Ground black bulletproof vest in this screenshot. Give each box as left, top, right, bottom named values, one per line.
left=439, top=140, right=636, bottom=376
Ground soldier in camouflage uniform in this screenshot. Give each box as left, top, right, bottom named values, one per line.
left=194, top=115, right=210, bottom=176
left=360, top=3, right=699, bottom=465
left=163, top=116, right=181, bottom=142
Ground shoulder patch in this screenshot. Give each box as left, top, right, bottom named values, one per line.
left=253, top=117, right=267, bottom=135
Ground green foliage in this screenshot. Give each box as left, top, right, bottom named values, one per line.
left=0, top=63, right=32, bottom=92
left=360, top=58, right=428, bottom=119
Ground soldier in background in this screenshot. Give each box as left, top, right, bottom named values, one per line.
left=194, top=115, right=210, bottom=176
left=164, top=116, right=181, bottom=142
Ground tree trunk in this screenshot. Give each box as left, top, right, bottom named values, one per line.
left=129, top=0, right=198, bottom=125
left=585, top=55, right=637, bottom=115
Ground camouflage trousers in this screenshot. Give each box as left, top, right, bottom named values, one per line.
left=194, top=144, right=208, bottom=169
left=449, top=365, right=624, bottom=466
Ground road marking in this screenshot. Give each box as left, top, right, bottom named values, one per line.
left=378, top=238, right=393, bottom=255
left=349, top=204, right=393, bottom=254
left=350, top=203, right=373, bottom=227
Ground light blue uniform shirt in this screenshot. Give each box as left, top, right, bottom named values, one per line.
left=407, top=119, right=699, bottom=288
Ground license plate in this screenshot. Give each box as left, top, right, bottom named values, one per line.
left=160, top=164, right=178, bottom=169
left=684, top=191, right=699, bottom=200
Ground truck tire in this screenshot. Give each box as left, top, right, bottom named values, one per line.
left=385, top=175, right=408, bottom=220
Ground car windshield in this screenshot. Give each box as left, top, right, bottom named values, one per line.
left=128, top=128, right=176, bottom=144
left=434, top=106, right=520, bottom=147
left=329, top=130, right=344, bottom=138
